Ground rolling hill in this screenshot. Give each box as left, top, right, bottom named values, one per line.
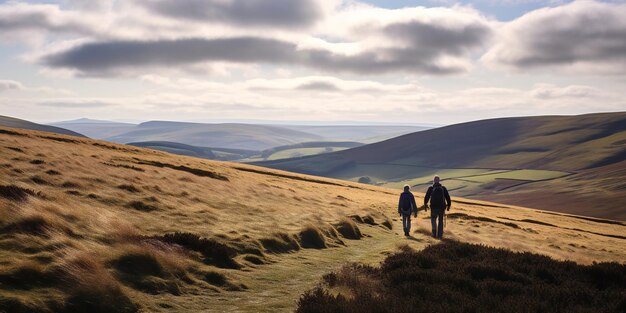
left=255, top=112, right=626, bottom=220
left=128, top=141, right=258, bottom=161
left=0, top=125, right=624, bottom=312
left=103, top=121, right=324, bottom=150
left=0, top=115, right=85, bottom=137
left=50, top=118, right=137, bottom=139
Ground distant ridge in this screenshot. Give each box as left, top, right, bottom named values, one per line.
left=255, top=112, right=626, bottom=220
left=0, top=115, right=86, bottom=137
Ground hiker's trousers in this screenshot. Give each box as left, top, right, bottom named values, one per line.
left=431, top=207, right=445, bottom=238
left=401, top=213, right=412, bottom=234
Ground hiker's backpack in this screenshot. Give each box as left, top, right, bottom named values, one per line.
left=430, top=185, right=446, bottom=207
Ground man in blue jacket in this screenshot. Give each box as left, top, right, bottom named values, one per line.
left=424, top=175, right=452, bottom=239
left=398, top=184, right=418, bottom=236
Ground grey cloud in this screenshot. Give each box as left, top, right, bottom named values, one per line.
left=0, top=80, right=24, bottom=92
left=39, top=33, right=486, bottom=76
left=384, top=21, right=490, bottom=55
left=296, top=81, right=341, bottom=91
left=484, top=1, right=626, bottom=73
left=0, top=4, right=96, bottom=35
left=139, top=0, right=323, bottom=28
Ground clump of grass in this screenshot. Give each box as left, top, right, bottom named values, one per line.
left=61, top=181, right=82, bottom=189
left=0, top=261, right=57, bottom=290
left=46, top=169, right=61, bottom=175
left=1, top=215, right=51, bottom=237
left=61, top=253, right=138, bottom=313
left=0, top=184, right=35, bottom=201
left=334, top=219, right=362, bottom=240
left=296, top=240, right=626, bottom=313
left=102, top=162, right=145, bottom=172
left=118, top=184, right=141, bottom=193
left=259, top=232, right=301, bottom=253
left=299, top=225, right=327, bottom=249
left=243, top=255, right=265, bottom=265
left=448, top=213, right=519, bottom=229
left=136, top=159, right=229, bottom=181
left=127, top=201, right=158, bottom=212
left=152, top=232, right=240, bottom=269
left=65, top=190, right=82, bottom=196
left=6, top=146, right=24, bottom=152
left=0, top=129, right=26, bottom=136
left=109, top=245, right=185, bottom=295
left=30, top=175, right=50, bottom=185
left=29, top=159, right=45, bottom=165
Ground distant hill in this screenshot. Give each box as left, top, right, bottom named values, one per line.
left=104, top=121, right=325, bottom=150
left=256, top=112, right=626, bottom=220
left=128, top=141, right=258, bottom=161
left=280, top=125, right=431, bottom=143
left=0, top=115, right=85, bottom=137
left=50, top=118, right=137, bottom=139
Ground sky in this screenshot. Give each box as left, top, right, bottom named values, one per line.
left=0, top=0, right=625, bottom=125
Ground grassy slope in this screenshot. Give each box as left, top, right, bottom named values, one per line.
left=0, top=126, right=624, bottom=312
left=0, top=115, right=86, bottom=138
left=255, top=112, right=626, bottom=219
left=104, top=121, right=324, bottom=150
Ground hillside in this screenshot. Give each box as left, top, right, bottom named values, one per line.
left=103, top=121, right=324, bottom=150
left=256, top=112, right=626, bottom=220
left=0, top=125, right=624, bottom=312
left=128, top=141, right=258, bottom=161
left=0, top=115, right=85, bottom=137
left=280, top=125, right=431, bottom=143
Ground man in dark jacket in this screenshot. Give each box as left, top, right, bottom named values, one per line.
left=424, top=175, right=451, bottom=239
left=398, top=184, right=418, bottom=236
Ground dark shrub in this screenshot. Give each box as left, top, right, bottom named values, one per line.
left=30, top=159, right=45, bottom=165
left=46, top=170, right=61, bottom=175
left=358, top=176, right=371, bottom=184
left=297, top=240, right=626, bottom=313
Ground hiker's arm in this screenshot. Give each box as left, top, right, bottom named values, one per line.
left=424, top=187, right=432, bottom=206
left=398, top=195, right=402, bottom=214
left=444, top=188, right=452, bottom=209
left=410, top=194, right=418, bottom=214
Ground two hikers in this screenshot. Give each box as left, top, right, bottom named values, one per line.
left=397, top=184, right=418, bottom=236
left=424, top=175, right=451, bottom=239
left=397, top=176, right=452, bottom=239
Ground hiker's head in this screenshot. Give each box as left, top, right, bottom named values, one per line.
left=433, top=175, right=440, bottom=184
left=403, top=185, right=410, bottom=192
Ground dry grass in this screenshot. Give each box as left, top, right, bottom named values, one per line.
left=0, top=126, right=624, bottom=312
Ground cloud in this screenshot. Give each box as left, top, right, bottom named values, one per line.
left=38, top=24, right=490, bottom=77
left=296, top=81, right=342, bottom=91
left=38, top=99, right=113, bottom=108
left=530, top=84, right=610, bottom=100
left=138, top=0, right=326, bottom=28
left=483, top=1, right=626, bottom=74
left=0, top=80, right=24, bottom=92
left=0, top=2, right=100, bottom=36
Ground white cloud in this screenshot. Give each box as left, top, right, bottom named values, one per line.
left=483, top=0, right=626, bottom=74
left=0, top=80, right=24, bottom=92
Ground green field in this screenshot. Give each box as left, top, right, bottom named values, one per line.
left=339, top=165, right=569, bottom=197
